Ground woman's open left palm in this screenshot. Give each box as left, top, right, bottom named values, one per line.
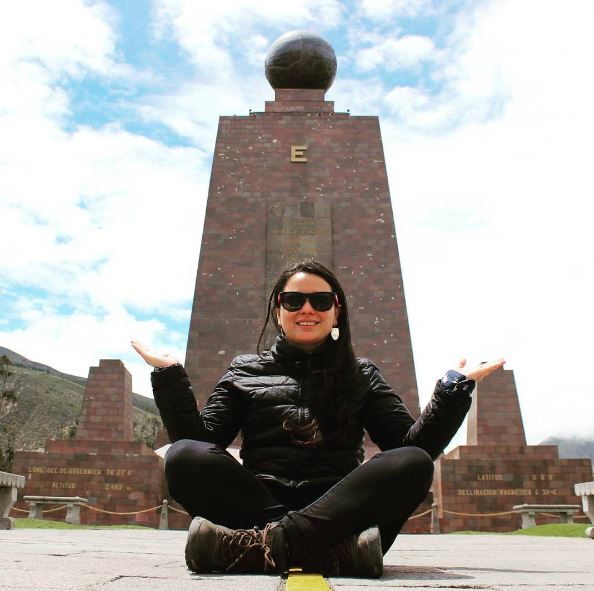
left=457, top=358, right=506, bottom=382
left=131, top=340, right=179, bottom=368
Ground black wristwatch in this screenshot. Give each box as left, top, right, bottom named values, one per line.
left=440, top=369, right=475, bottom=397
left=440, top=369, right=467, bottom=389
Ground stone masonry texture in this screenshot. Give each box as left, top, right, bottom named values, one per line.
left=185, top=89, right=420, bottom=426
left=76, top=359, right=133, bottom=442
left=467, top=366, right=526, bottom=446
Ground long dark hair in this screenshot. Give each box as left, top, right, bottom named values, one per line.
left=257, top=260, right=363, bottom=445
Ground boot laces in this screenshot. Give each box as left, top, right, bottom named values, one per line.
left=223, top=523, right=277, bottom=572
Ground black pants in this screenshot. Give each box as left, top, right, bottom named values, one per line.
left=165, top=440, right=433, bottom=563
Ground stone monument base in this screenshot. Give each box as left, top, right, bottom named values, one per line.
left=434, top=444, right=592, bottom=532
left=13, top=439, right=166, bottom=526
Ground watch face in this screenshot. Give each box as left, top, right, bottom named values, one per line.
left=442, top=370, right=465, bottom=387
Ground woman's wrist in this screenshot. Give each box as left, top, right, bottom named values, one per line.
left=153, top=362, right=182, bottom=372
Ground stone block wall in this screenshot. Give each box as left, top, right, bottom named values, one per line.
left=467, top=368, right=525, bottom=446
left=434, top=445, right=592, bottom=532
left=76, top=360, right=133, bottom=442
left=185, top=90, right=419, bottom=424
left=13, top=440, right=166, bottom=526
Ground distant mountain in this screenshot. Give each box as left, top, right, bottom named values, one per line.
left=0, top=346, right=162, bottom=460
left=540, top=436, right=594, bottom=466
left=0, top=346, right=87, bottom=385
left=0, top=346, right=158, bottom=414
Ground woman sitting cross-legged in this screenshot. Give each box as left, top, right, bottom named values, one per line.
left=132, top=259, right=504, bottom=577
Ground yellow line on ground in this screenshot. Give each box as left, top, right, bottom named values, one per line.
left=286, top=569, right=331, bottom=591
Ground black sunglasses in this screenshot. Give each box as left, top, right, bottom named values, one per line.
left=278, top=291, right=338, bottom=312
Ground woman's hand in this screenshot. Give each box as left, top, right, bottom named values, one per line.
left=131, top=340, right=179, bottom=369
left=457, top=358, right=506, bottom=383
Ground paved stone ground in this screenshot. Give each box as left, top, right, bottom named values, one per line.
left=1, top=528, right=592, bottom=591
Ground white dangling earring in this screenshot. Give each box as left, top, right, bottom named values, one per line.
left=331, top=327, right=340, bottom=341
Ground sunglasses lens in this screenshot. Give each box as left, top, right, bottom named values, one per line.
left=309, top=293, right=335, bottom=311
left=280, top=292, right=336, bottom=312
left=281, top=293, right=306, bottom=311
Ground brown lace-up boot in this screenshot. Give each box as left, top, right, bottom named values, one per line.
left=185, top=517, right=288, bottom=574
left=303, top=526, right=383, bottom=578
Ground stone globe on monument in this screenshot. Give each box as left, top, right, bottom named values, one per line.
left=264, top=30, right=337, bottom=91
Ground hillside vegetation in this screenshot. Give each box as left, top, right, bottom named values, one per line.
left=0, top=348, right=162, bottom=470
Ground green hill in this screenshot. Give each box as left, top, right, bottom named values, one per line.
left=0, top=348, right=162, bottom=470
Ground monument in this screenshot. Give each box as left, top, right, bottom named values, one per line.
left=12, top=360, right=169, bottom=526
left=178, top=29, right=430, bottom=532
left=434, top=367, right=592, bottom=531
left=185, top=29, right=420, bottom=425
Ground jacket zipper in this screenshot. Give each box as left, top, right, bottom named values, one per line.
left=298, top=352, right=312, bottom=424
left=298, top=374, right=304, bottom=424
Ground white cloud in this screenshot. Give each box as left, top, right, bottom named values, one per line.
left=0, top=0, right=209, bottom=397
left=330, top=76, right=386, bottom=115
left=0, top=123, right=207, bottom=308
left=356, top=34, right=437, bottom=71
left=384, top=85, right=429, bottom=117
left=379, top=0, right=594, bottom=446
left=144, top=0, right=347, bottom=145
left=138, top=77, right=269, bottom=146
left=0, top=0, right=118, bottom=78
left=359, top=0, right=436, bottom=20
left=0, top=306, right=181, bottom=397
left=154, top=0, right=343, bottom=79
left=0, top=0, right=116, bottom=140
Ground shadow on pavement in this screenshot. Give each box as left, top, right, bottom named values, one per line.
left=383, top=565, right=474, bottom=581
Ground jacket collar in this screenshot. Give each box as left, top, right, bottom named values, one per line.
left=270, top=335, right=334, bottom=370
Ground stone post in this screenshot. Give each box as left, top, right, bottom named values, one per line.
left=159, top=499, right=169, bottom=530
left=431, top=502, right=440, bottom=535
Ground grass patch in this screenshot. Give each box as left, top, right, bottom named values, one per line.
left=506, top=523, right=589, bottom=537
left=13, top=518, right=152, bottom=530
left=450, top=523, right=590, bottom=538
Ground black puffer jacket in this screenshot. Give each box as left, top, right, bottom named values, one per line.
left=152, top=337, right=473, bottom=488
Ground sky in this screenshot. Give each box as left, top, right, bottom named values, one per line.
left=1, top=0, right=593, bottom=449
